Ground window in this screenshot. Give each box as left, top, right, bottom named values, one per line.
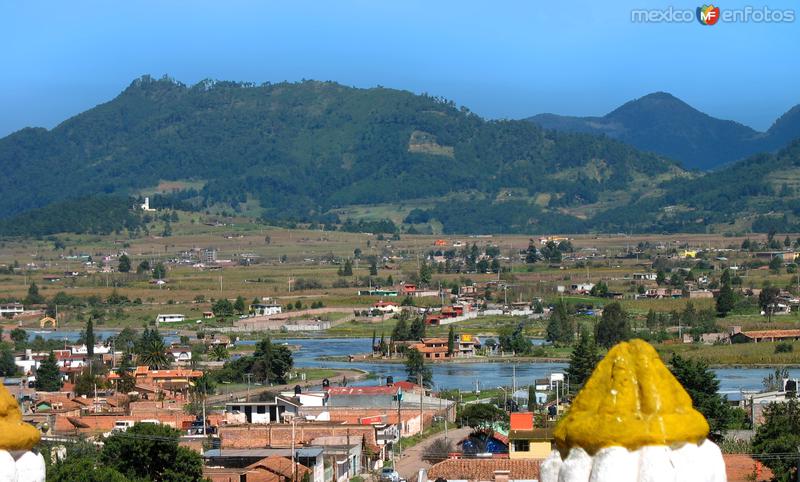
left=257, top=405, right=266, bottom=414
left=513, top=440, right=530, bottom=452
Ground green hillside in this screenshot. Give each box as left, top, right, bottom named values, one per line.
left=0, top=75, right=684, bottom=235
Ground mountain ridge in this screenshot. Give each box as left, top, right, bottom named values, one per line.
left=2, top=75, right=800, bottom=236
left=0, top=75, right=680, bottom=234
left=527, top=92, right=799, bottom=170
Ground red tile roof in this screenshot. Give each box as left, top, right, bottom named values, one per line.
left=247, top=455, right=311, bottom=480
left=740, top=329, right=800, bottom=339
left=133, top=366, right=203, bottom=378
left=427, top=459, right=540, bottom=481
left=724, top=454, right=773, bottom=482
left=509, top=413, right=534, bottom=431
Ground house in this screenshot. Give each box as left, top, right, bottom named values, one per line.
left=203, top=448, right=325, bottom=482
left=356, top=289, right=399, bottom=297
left=730, top=326, right=800, bottom=343
left=200, top=248, right=218, bottom=264
left=408, top=338, right=450, bottom=360
left=632, top=273, right=657, bottom=281
left=0, top=303, right=24, bottom=317
left=508, top=412, right=553, bottom=459
left=155, top=313, right=186, bottom=324
left=245, top=455, right=312, bottom=482
left=700, top=333, right=729, bottom=344
left=455, top=334, right=480, bottom=358
left=569, top=283, right=594, bottom=295
left=202, top=311, right=215, bottom=319
left=70, top=344, right=111, bottom=356
left=110, top=366, right=203, bottom=398
left=168, top=345, right=192, bottom=363
left=427, top=458, right=540, bottom=482
left=252, top=302, right=283, bottom=316
left=224, top=397, right=301, bottom=424
left=372, top=301, right=401, bottom=314
left=310, top=435, right=363, bottom=482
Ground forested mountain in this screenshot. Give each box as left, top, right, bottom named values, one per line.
left=0, top=75, right=680, bottom=234
left=588, top=140, right=800, bottom=233
left=2, top=76, right=799, bottom=237
left=528, top=92, right=800, bottom=171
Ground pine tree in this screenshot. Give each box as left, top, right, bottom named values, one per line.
left=566, top=328, right=600, bottom=393
left=379, top=333, right=386, bottom=355
left=546, top=300, right=574, bottom=345
left=152, top=262, right=166, bottom=279
left=342, top=259, right=353, bottom=276
left=595, top=302, right=631, bottom=348
left=233, top=296, right=246, bottom=315
left=36, top=352, right=63, bottom=392
left=405, top=348, right=432, bottom=387
left=525, top=239, right=538, bottom=264
left=85, top=318, right=95, bottom=357
left=669, top=353, right=732, bottom=440
left=25, top=282, right=44, bottom=305
left=716, top=283, right=736, bottom=317
left=419, top=261, right=432, bottom=285
left=392, top=316, right=409, bottom=341
left=409, top=316, right=426, bottom=341
left=118, top=254, right=131, bottom=273
left=447, top=325, right=456, bottom=355
left=528, top=384, right=537, bottom=410
left=645, top=309, right=658, bottom=329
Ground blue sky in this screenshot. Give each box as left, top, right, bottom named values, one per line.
left=0, top=0, right=797, bottom=137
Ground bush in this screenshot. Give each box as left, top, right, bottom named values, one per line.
left=775, top=342, right=794, bottom=353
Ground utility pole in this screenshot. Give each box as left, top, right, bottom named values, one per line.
left=291, top=418, right=297, bottom=482
left=245, top=373, right=252, bottom=400
left=418, top=373, right=424, bottom=434
left=202, top=390, right=207, bottom=436
left=396, top=388, right=402, bottom=458
left=512, top=365, right=517, bottom=404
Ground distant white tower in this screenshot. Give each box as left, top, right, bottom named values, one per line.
left=140, top=197, right=156, bottom=212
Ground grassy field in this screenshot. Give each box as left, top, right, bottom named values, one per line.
left=3, top=212, right=800, bottom=366
left=655, top=340, right=800, bottom=366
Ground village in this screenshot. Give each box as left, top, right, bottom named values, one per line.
left=1, top=226, right=800, bottom=482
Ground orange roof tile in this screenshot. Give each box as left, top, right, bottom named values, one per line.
left=741, top=329, right=800, bottom=339
left=724, top=454, right=773, bottom=482
left=510, top=412, right=534, bottom=431
left=247, top=455, right=311, bottom=479
left=427, top=459, right=540, bottom=481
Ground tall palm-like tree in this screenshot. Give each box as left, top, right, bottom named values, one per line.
left=137, top=336, right=169, bottom=369
left=209, top=345, right=229, bottom=362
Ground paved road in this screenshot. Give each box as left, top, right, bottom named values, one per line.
left=395, top=425, right=472, bottom=482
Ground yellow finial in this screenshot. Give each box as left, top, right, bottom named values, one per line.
left=554, top=339, right=708, bottom=456
left=0, top=385, right=40, bottom=451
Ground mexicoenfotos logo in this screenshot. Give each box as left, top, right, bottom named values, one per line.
left=697, top=4, right=721, bottom=25
left=631, top=5, right=795, bottom=23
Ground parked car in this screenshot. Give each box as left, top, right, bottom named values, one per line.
left=380, top=468, right=401, bottom=482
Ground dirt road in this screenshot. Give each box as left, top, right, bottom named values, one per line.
left=395, top=426, right=472, bottom=482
